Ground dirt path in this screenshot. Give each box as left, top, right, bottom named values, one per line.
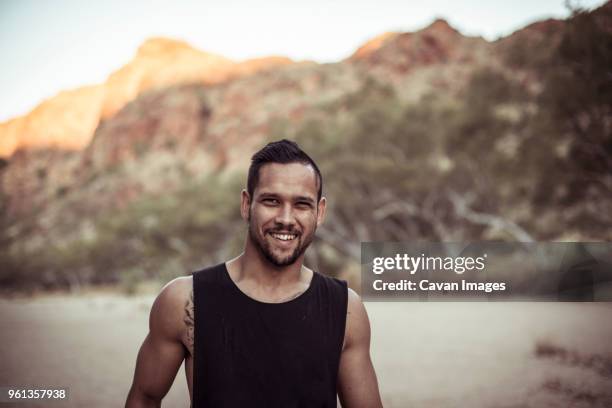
left=369, top=302, right=612, bottom=407
left=0, top=295, right=188, bottom=407
left=1, top=296, right=611, bottom=407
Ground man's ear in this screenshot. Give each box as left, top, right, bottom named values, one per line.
left=241, top=190, right=251, bottom=222
left=316, top=197, right=327, bottom=227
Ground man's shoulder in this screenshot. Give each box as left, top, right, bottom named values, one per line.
left=158, top=275, right=193, bottom=304
left=342, top=286, right=369, bottom=351
left=150, top=276, right=192, bottom=333
left=346, top=287, right=362, bottom=311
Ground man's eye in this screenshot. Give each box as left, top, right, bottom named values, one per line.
left=263, top=198, right=279, bottom=205
left=296, top=202, right=312, bottom=208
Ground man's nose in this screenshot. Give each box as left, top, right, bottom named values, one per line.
left=274, top=204, right=295, bottom=226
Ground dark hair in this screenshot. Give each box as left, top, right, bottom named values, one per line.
left=247, top=139, right=323, bottom=201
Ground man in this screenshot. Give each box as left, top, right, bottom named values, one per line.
left=125, top=139, right=383, bottom=407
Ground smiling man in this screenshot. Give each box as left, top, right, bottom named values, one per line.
left=125, top=139, right=383, bottom=408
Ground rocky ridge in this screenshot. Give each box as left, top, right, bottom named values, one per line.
left=0, top=38, right=292, bottom=158
left=1, top=11, right=598, bottom=260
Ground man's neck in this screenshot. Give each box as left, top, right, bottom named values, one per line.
left=225, top=251, right=313, bottom=303
left=226, top=237, right=313, bottom=291
left=232, top=250, right=306, bottom=283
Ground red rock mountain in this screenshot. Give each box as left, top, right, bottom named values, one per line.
left=0, top=13, right=592, bottom=231
left=0, top=38, right=291, bottom=158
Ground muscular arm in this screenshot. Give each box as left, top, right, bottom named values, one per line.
left=338, top=289, right=383, bottom=408
left=125, top=277, right=191, bottom=408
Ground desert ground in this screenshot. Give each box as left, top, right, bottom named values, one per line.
left=1, top=293, right=611, bottom=407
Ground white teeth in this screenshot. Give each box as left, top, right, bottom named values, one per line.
left=271, top=233, right=297, bottom=241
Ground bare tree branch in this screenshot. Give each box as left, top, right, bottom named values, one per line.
left=449, top=190, right=535, bottom=242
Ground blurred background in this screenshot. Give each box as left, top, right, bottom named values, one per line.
left=0, top=0, right=611, bottom=407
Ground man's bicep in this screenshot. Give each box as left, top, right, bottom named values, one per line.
left=126, top=278, right=189, bottom=406
left=337, top=289, right=382, bottom=408
left=129, top=331, right=185, bottom=402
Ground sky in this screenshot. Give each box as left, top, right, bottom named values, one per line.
left=0, top=0, right=607, bottom=122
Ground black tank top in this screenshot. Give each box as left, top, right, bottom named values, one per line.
left=192, top=263, right=348, bottom=408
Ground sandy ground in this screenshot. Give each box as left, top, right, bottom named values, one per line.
left=1, top=295, right=611, bottom=408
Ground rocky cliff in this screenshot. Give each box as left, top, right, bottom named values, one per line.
left=0, top=38, right=292, bottom=158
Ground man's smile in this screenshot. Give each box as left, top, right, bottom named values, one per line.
left=269, top=232, right=298, bottom=241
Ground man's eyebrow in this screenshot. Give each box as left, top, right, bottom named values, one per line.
left=257, top=193, right=315, bottom=204
left=294, top=196, right=316, bottom=204
left=258, top=192, right=280, bottom=198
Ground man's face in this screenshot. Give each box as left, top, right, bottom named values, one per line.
left=241, top=162, right=326, bottom=267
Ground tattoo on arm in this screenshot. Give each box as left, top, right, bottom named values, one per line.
left=184, top=290, right=194, bottom=355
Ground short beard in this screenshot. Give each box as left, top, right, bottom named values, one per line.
left=248, top=213, right=314, bottom=267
